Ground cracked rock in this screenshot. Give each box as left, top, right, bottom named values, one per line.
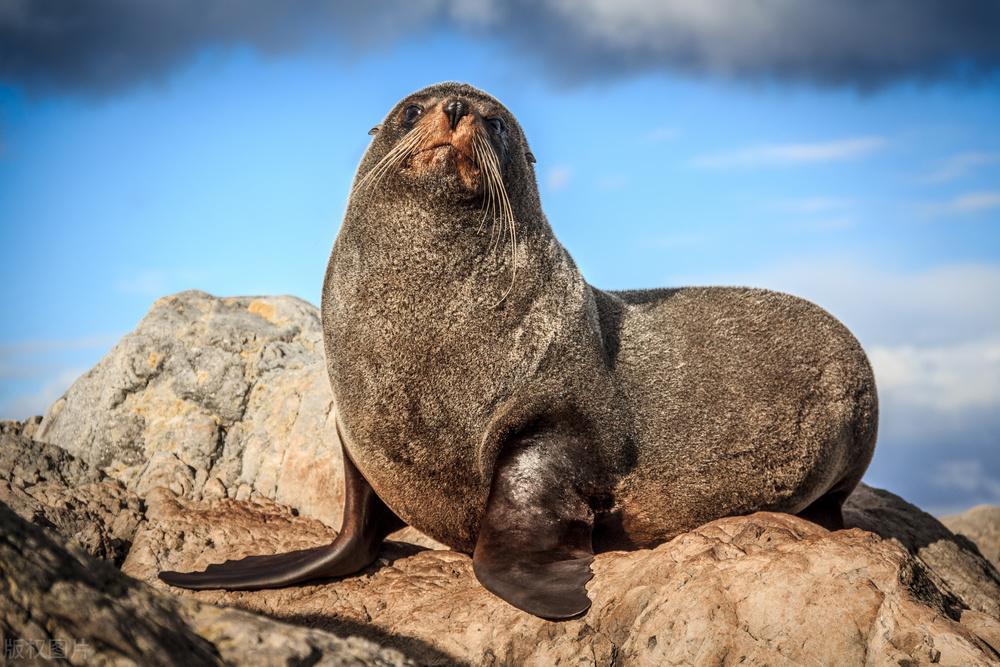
left=130, top=491, right=1000, bottom=666
left=944, top=505, right=1000, bottom=572
left=0, top=503, right=413, bottom=666
left=845, top=484, right=1000, bottom=620
left=34, top=291, right=347, bottom=529
left=0, top=426, right=143, bottom=565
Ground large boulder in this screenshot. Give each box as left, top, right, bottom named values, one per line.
left=1, top=421, right=144, bottom=565
left=11, top=290, right=1000, bottom=665
left=128, top=491, right=999, bottom=666
left=845, top=485, right=1000, bottom=620
left=35, top=291, right=346, bottom=528
left=0, top=503, right=412, bottom=666
left=944, top=505, right=1000, bottom=572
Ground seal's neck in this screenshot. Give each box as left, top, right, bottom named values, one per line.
left=338, top=189, right=565, bottom=314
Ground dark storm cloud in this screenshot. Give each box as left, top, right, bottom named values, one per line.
left=2, top=0, right=1000, bottom=94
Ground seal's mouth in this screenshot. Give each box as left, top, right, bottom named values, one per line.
left=404, top=137, right=481, bottom=192
left=410, top=142, right=475, bottom=163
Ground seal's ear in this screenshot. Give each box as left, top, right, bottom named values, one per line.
left=525, top=151, right=536, bottom=164
left=368, top=125, right=381, bottom=136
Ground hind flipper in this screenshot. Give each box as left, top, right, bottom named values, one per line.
left=159, top=431, right=404, bottom=590
left=473, top=430, right=595, bottom=620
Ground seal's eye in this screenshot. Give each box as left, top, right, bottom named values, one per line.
left=402, top=104, right=423, bottom=126
left=486, top=117, right=505, bottom=134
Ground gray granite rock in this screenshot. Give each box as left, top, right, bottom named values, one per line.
left=0, top=503, right=414, bottom=666
left=0, top=425, right=143, bottom=565
left=845, top=484, right=1000, bottom=620
left=130, top=493, right=999, bottom=666
left=35, top=291, right=346, bottom=528
left=944, top=505, right=1000, bottom=572
left=10, top=290, right=1000, bottom=665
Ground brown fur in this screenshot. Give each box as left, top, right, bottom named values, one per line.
left=321, top=82, right=878, bottom=554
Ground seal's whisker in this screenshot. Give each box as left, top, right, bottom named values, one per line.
left=481, top=150, right=500, bottom=243
left=371, top=127, right=426, bottom=190
left=483, top=138, right=510, bottom=260
left=354, top=124, right=429, bottom=193
left=364, top=126, right=427, bottom=190
left=473, top=134, right=497, bottom=246
left=473, top=139, right=496, bottom=235
left=474, top=132, right=518, bottom=305
left=476, top=134, right=504, bottom=257
left=355, top=139, right=409, bottom=191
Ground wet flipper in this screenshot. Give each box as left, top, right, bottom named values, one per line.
left=159, top=434, right=404, bottom=591
left=472, top=430, right=596, bottom=620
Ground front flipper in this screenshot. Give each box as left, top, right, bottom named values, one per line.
left=159, top=432, right=404, bottom=590
left=473, top=430, right=596, bottom=620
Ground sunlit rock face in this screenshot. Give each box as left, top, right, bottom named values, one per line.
left=35, top=290, right=347, bottom=528
left=4, top=290, right=1000, bottom=665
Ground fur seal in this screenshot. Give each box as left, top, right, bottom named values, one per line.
left=160, top=82, right=878, bottom=619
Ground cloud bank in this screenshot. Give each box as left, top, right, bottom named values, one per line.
left=2, top=1, right=999, bottom=94
left=693, top=136, right=887, bottom=168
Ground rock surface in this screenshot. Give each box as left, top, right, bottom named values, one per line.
left=0, top=503, right=413, bottom=666
left=1, top=422, right=144, bottom=565
left=128, top=491, right=999, bottom=666
left=35, top=291, right=347, bottom=528
left=944, top=505, right=1000, bottom=571
left=845, top=485, right=1000, bottom=620
left=8, top=290, right=1000, bottom=665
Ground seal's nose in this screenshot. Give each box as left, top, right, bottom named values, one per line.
left=444, top=99, right=467, bottom=130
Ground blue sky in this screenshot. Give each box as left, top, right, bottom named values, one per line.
left=1, top=7, right=999, bottom=514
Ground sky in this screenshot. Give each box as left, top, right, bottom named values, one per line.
left=1, top=2, right=999, bottom=515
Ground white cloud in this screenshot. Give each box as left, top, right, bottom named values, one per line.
left=922, top=151, right=1000, bottom=184
left=445, top=0, right=499, bottom=25
left=692, top=136, right=886, bottom=168
left=545, top=165, right=572, bottom=191
left=8, top=0, right=1000, bottom=93
left=926, top=191, right=1000, bottom=216
left=931, top=460, right=1000, bottom=503
left=682, top=260, right=1000, bottom=348
left=869, top=338, right=1000, bottom=412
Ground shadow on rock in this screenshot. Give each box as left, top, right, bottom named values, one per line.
left=275, top=614, right=466, bottom=667
left=845, top=483, right=1000, bottom=619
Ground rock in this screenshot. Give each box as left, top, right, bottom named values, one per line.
left=0, top=503, right=414, bottom=666
left=34, top=291, right=347, bottom=528
left=944, top=505, right=1000, bottom=571
left=845, top=484, right=1000, bottom=619
left=0, top=428, right=143, bottom=565
left=1, top=419, right=103, bottom=488
left=13, top=291, right=1000, bottom=664
left=129, top=492, right=1000, bottom=666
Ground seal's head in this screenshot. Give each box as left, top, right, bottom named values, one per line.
left=355, top=82, right=537, bottom=205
